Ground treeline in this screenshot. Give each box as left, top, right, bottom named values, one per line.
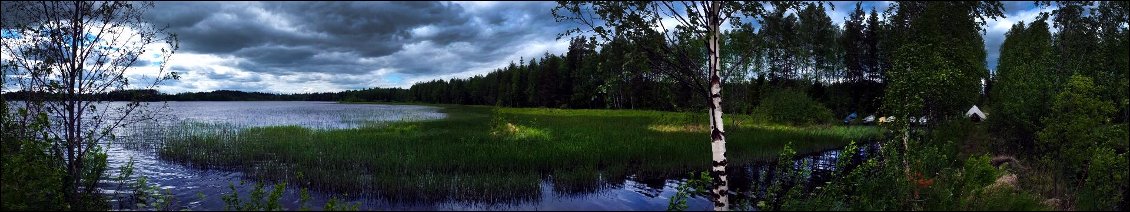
left=0, top=88, right=415, bottom=102
left=406, top=37, right=705, bottom=112
left=0, top=89, right=342, bottom=102
left=162, top=90, right=341, bottom=101
left=406, top=3, right=891, bottom=117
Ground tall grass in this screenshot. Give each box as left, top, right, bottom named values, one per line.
left=158, top=105, right=881, bottom=204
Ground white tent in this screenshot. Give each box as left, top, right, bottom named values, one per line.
left=863, top=115, right=876, bottom=123
left=966, top=105, right=987, bottom=122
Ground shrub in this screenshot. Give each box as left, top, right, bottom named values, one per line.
left=1038, top=75, right=1116, bottom=172
left=1077, top=147, right=1128, bottom=211
left=753, top=89, right=835, bottom=125
left=956, top=154, right=1050, bottom=211
left=1, top=138, right=66, bottom=211
left=966, top=186, right=1049, bottom=211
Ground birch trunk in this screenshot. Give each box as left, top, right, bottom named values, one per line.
left=706, top=2, right=730, bottom=211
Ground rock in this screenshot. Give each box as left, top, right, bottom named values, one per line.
left=988, top=174, right=1018, bottom=190
left=990, top=155, right=1019, bottom=168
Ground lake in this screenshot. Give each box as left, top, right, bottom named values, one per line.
left=78, top=101, right=867, bottom=210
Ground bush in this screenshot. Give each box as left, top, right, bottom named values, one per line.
left=960, top=155, right=1000, bottom=195
left=1077, top=147, right=1128, bottom=211
left=767, top=140, right=913, bottom=211
left=1037, top=75, right=1118, bottom=188
left=966, top=186, right=1049, bottom=211
left=3, top=103, right=113, bottom=211
left=753, top=89, right=835, bottom=125
left=1, top=138, right=66, bottom=211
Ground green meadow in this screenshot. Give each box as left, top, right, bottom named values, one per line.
left=158, top=104, right=881, bottom=203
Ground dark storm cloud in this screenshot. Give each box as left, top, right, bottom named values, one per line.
left=232, top=45, right=318, bottom=67
left=146, top=1, right=567, bottom=84
left=171, top=64, right=261, bottom=83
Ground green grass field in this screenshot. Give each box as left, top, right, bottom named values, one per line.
left=159, top=104, right=881, bottom=203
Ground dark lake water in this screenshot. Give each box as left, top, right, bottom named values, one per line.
left=19, top=101, right=868, bottom=211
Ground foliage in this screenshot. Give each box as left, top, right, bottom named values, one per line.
left=841, top=2, right=869, bottom=83
left=762, top=138, right=912, bottom=211
left=795, top=3, right=841, bottom=84
left=1, top=103, right=66, bottom=211
left=1046, top=1, right=1128, bottom=121
left=667, top=171, right=712, bottom=211
left=883, top=2, right=1003, bottom=121
left=220, top=171, right=362, bottom=211
left=960, top=155, right=1000, bottom=196
left=222, top=181, right=288, bottom=211
left=964, top=186, right=1050, bottom=211
left=1076, top=146, right=1128, bottom=211
left=322, top=196, right=361, bottom=211
left=1, top=102, right=109, bottom=210
left=836, top=3, right=888, bottom=115
left=949, top=155, right=1050, bottom=211
left=1049, top=2, right=1102, bottom=87
left=763, top=122, right=1048, bottom=211
left=127, top=176, right=175, bottom=210
left=764, top=143, right=801, bottom=211
left=989, top=17, right=1055, bottom=154
left=1038, top=75, right=1116, bottom=180
left=825, top=140, right=911, bottom=210
left=753, top=89, right=834, bottom=125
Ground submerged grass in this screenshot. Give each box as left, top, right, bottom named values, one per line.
left=159, top=104, right=881, bottom=204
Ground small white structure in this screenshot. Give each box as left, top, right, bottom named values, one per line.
left=863, top=115, right=876, bottom=124
left=966, top=105, right=987, bottom=122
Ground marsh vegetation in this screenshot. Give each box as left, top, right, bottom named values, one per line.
left=148, top=103, right=879, bottom=209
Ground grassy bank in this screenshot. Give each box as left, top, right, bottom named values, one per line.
left=159, top=104, right=881, bottom=203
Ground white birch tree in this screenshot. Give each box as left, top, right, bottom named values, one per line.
left=553, top=1, right=811, bottom=210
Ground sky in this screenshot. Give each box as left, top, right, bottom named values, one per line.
left=130, top=1, right=1051, bottom=94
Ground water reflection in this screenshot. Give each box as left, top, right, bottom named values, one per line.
left=729, top=141, right=882, bottom=209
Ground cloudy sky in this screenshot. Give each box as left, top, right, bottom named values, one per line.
left=137, top=1, right=1051, bottom=94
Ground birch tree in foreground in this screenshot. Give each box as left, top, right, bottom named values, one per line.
left=554, top=1, right=810, bottom=210
left=1, top=1, right=178, bottom=208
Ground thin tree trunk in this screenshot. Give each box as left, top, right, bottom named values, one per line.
left=903, top=122, right=920, bottom=210
left=902, top=122, right=911, bottom=192
left=706, top=2, right=730, bottom=211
